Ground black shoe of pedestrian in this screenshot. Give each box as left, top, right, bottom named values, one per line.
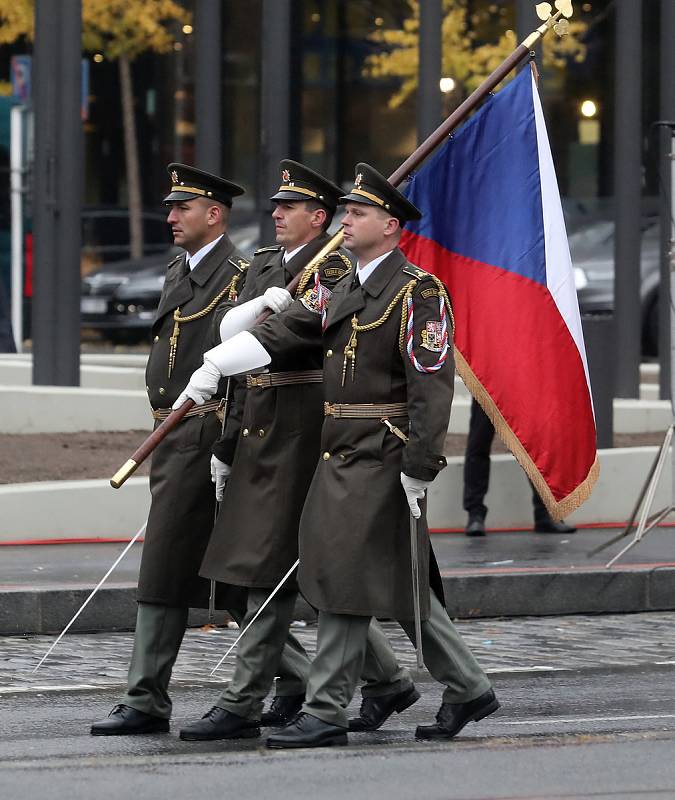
left=415, top=689, right=500, bottom=740
left=348, top=684, right=420, bottom=732
left=534, top=518, right=577, bottom=534
left=179, top=707, right=260, bottom=741
left=260, top=694, right=305, bottom=727
left=465, top=515, right=486, bottom=537
left=267, top=712, right=348, bottom=749
left=90, top=704, right=169, bottom=736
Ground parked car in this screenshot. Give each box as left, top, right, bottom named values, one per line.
left=571, top=217, right=661, bottom=356
left=81, top=223, right=260, bottom=343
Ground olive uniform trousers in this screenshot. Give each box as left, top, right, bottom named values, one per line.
left=216, top=590, right=413, bottom=722
left=302, top=592, right=492, bottom=729
left=122, top=601, right=311, bottom=719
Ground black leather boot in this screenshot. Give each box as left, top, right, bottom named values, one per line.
left=90, top=704, right=170, bottom=736
left=348, top=684, right=420, bottom=731
left=415, top=689, right=500, bottom=740
left=465, top=514, right=486, bottom=537
left=267, top=712, right=348, bottom=749
left=179, top=707, right=260, bottom=741
left=260, top=694, right=305, bottom=727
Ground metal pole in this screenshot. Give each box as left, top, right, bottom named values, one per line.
left=55, top=0, right=82, bottom=386
left=659, top=0, right=675, bottom=400
left=32, top=0, right=60, bottom=384
left=417, top=0, right=442, bottom=144
left=669, top=128, right=675, bottom=507
left=195, top=0, right=222, bottom=174
left=10, top=106, right=24, bottom=352
left=259, top=0, right=291, bottom=244
left=32, top=0, right=81, bottom=386
left=613, top=0, right=642, bottom=398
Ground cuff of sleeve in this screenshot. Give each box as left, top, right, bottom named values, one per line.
left=212, top=437, right=236, bottom=465
left=402, top=450, right=447, bottom=482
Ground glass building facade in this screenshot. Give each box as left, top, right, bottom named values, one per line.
left=0, top=0, right=666, bottom=242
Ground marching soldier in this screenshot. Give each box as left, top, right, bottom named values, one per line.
left=178, top=164, right=499, bottom=748
left=91, top=164, right=307, bottom=735
left=176, top=161, right=421, bottom=742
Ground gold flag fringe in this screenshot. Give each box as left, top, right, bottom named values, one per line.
left=454, top=348, right=599, bottom=521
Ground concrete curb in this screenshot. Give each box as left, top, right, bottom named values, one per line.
left=0, top=386, right=152, bottom=433
left=4, top=567, right=674, bottom=635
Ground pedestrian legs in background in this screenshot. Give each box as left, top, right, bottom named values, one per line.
left=463, top=398, right=576, bottom=536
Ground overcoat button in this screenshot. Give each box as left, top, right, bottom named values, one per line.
left=242, top=428, right=249, bottom=437
left=258, top=429, right=265, bottom=437
left=326, top=350, right=333, bottom=357
left=154, top=336, right=159, bottom=342
left=322, top=452, right=331, bottom=460
left=159, top=387, right=166, bottom=395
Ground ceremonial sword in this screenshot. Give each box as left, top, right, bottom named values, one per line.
left=33, top=520, right=147, bottom=672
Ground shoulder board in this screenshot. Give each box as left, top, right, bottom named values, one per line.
left=402, top=264, right=431, bottom=281
left=321, top=251, right=353, bottom=278
left=228, top=256, right=251, bottom=273
left=254, top=245, right=283, bottom=255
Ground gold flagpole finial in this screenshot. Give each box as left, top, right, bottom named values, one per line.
left=522, top=1, right=574, bottom=49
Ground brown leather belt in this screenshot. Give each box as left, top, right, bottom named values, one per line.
left=152, top=398, right=225, bottom=421
left=323, top=401, right=408, bottom=419
left=246, top=370, right=323, bottom=389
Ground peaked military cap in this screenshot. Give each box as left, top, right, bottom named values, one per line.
left=270, top=159, right=343, bottom=212
left=339, top=162, right=422, bottom=222
left=163, top=163, right=245, bottom=207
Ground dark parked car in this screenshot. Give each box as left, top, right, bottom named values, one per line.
left=81, top=223, right=260, bottom=343
left=571, top=217, right=661, bottom=356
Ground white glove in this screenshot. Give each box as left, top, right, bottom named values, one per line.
left=262, top=286, right=293, bottom=314
left=400, top=472, right=431, bottom=519
left=172, top=359, right=222, bottom=409
left=219, top=288, right=293, bottom=341
left=211, top=455, right=232, bottom=502
left=173, top=332, right=271, bottom=410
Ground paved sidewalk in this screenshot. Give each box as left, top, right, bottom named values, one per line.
left=2, top=611, right=675, bottom=695
left=3, top=527, right=675, bottom=634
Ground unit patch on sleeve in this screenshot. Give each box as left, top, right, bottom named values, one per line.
left=420, top=320, right=444, bottom=352
left=301, top=282, right=333, bottom=314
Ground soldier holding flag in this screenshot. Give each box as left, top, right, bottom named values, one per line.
left=177, top=164, right=498, bottom=747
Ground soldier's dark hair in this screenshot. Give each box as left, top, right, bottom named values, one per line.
left=305, top=199, right=333, bottom=231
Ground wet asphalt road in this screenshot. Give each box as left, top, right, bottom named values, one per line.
left=1, top=666, right=675, bottom=799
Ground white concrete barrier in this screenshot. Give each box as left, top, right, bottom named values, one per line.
left=0, top=361, right=146, bottom=391
left=427, top=446, right=670, bottom=529
left=0, top=477, right=150, bottom=541
left=0, top=447, right=668, bottom=540
left=0, top=386, right=151, bottom=433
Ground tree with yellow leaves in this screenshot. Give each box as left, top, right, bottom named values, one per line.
left=0, top=0, right=190, bottom=258
left=365, top=0, right=586, bottom=110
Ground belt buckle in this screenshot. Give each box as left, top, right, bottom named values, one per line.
left=324, top=401, right=336, bottom=417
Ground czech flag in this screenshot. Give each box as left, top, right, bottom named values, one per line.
left=400, top=65, right=598, bottom=518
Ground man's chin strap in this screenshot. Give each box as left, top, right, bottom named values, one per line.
left=204, top=330, right=271, bottom=376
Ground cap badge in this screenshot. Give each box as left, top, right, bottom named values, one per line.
left=354, top=173, right=363, bottom=188
left=171, top=170, right=179, bottom=183
left=282, top=169, right=291, bottom=183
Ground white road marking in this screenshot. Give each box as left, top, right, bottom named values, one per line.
left=497, top=714, right=675, bottom=726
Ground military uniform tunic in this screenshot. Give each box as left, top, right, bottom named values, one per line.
left=200, top=234, right=352, bottom=590
left=137, top=234, right=250, bottom=608
left=250, top=248, right=452, bottom=621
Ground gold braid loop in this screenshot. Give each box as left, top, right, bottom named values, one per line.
left=342, top=280, right=416, bottom=385
left=397, top=275, right=455, bottom=361
left=296, top=251, right=353, bottom=295
left=168, top=278, right=235, bottom=378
